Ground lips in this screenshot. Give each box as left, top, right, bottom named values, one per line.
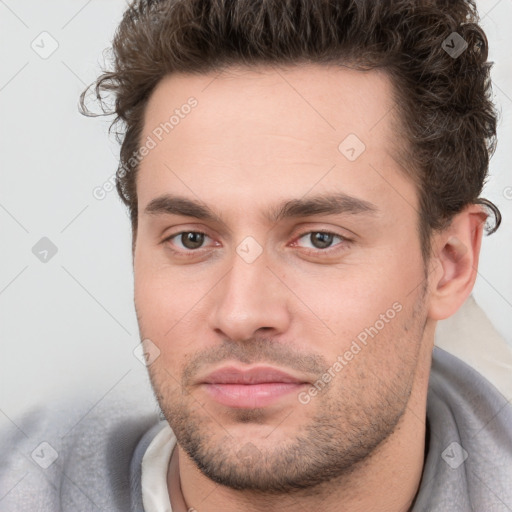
left=203, top=366, right=304, bottom=385
left=200, top=366, right=307, bottom=408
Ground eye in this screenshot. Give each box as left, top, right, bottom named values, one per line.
left=295, top=231, right=346, bottom=250
left=166, top=231, right=212, bottom=250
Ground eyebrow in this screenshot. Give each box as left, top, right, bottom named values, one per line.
left=268, top=192, right=378, bottom=222
left=144, top=195, right=224, bottom=224
left=143, top=192, right=378, bottom=225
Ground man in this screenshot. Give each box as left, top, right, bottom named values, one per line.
left=1, top=0, right=511, bottom=510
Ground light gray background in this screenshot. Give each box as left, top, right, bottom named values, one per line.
left=1, top=0, right=511, bottom=427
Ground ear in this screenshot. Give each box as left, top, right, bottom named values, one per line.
left=427, top=204, right=487, bottom=321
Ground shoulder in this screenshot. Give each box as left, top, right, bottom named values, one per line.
left=416, top=347, right=512, bottom=511
left=430, top=346, right=512, bottom=427
left=0, top=397, right=161, bottom=511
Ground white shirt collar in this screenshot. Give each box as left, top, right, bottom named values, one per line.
left=141, top=422, right=176, bottom=512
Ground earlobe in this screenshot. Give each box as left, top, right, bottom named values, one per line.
left=428, top=206, right=487, bottom=321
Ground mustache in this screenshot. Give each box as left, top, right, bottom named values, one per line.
left=181, top=337, right=329, bottom=386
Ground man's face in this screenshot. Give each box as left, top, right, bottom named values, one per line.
left=134, top=64, right=431, bottom=491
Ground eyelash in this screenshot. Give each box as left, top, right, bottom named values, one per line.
left=162, top=230, right=351, bottom=257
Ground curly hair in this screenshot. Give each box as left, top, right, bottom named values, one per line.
left=80, top=0, right=501, bottom=259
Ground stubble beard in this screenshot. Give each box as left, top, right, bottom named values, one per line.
left=145, top=291, right=427, bottom=494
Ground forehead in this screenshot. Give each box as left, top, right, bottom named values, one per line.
left=143, top=63, right=398, bottom=150
left=137, top=63, right=414, bottom=219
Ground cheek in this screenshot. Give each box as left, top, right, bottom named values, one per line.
left=284, top=255, right=425, bottom=370
left=291, top=262, right=416, bottom=336
left=134, top=253, right=215, bottom=373
left=134, top=247, right=202, bottom=334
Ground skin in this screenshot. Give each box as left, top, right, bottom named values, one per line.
left=133, top=64, right=486, bottom=512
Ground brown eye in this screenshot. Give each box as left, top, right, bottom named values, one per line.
left=309, top=232, right=335, bottom=249
left=180, top=232, right=205, bottom=249
left=291, top=230, right=352, bottom=255
left=166, top=231, right=211, bottom=251
left=295, top=231, right=344, bottom=250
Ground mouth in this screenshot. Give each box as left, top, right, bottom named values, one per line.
left=200, top=366, right=308, bottom=408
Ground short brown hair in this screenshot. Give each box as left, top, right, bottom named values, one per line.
left=80, top=0, right=501, bottom=258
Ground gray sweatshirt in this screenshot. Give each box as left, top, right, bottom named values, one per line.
left=1, top=347, right=511, bottom=511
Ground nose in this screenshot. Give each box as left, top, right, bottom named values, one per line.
left=208, top=250, right=292, bottom=342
